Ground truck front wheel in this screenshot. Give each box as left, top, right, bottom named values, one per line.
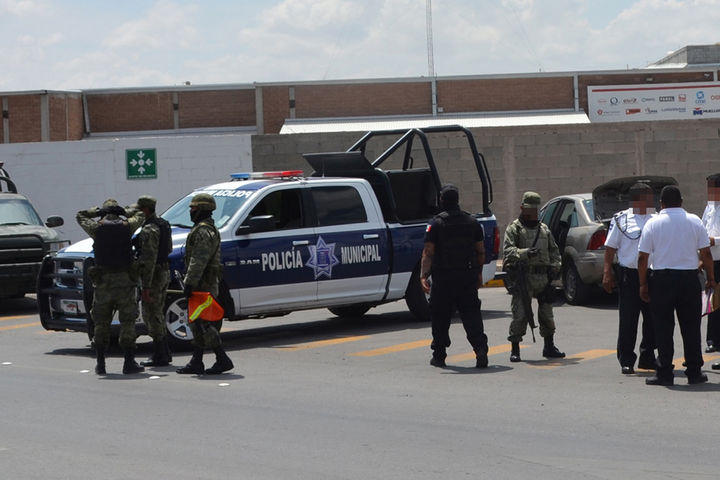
left=164, top=294, right=222, bottom=347
left=405, top=269, right=431, bottom=322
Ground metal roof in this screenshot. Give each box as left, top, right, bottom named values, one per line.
left=279, top=110, right=590, bottom=134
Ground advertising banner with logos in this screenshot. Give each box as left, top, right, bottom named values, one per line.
left=588, top=82, right=720, bottom=122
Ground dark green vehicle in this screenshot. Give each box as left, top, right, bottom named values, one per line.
left=0, top=163, right=68, bottom=299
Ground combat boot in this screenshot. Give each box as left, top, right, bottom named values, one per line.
left=176, top=347, right=205, bottom=374
left=95, top=346, right=106, bottom=375
left=140, top=340, right=167, bottom=367
left=122, top=349, right=145, bottom=374
left=430, top=348, right=446, bottom=368
left=475, top=350, right=488, bottom=369
left=204, top=346, right=234, bottom=375
left=509, top=342, right=521, bottom=363
left=542, top=335, right=565, bottom=359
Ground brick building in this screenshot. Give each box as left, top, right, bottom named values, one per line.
left=1, top=44, right=719, bottom=143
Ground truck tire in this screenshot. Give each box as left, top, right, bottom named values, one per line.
left=164, top=293, right=222, bottom=347
left=405, top=269, right=431, bottom=322
left=563, top=260, right=590, bottom=305
left=328, top=305, right=371, bottom=318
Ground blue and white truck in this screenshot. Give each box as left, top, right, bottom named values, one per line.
left=37, top=126, right=499, bottom=344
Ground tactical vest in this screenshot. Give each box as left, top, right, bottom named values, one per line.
left=432, top=210, right=481, bottom=272
left=138, top=216, right=172, bottom=264
left=94, top=219, right=132, bottom=268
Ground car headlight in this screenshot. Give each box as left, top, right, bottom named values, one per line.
left=48, top=240, right=71, bottom=252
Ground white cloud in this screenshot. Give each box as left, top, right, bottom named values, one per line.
left=0, top=0, right=46, bottom=16
left=103, top=0, right=199, bottom=49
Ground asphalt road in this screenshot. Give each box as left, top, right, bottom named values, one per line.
left=1, top=289, right=718, bottom=480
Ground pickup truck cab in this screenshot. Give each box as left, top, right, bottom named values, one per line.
left=38, top=126, right=499, bottom=343
left=0, top=163, right=67, bottom=299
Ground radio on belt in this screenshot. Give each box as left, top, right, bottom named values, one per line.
left=230, top=170, right=304, bottom=180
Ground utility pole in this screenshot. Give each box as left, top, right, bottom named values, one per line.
left=426, top=0, right=438, bottom=116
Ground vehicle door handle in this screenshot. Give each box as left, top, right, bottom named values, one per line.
left=293, top=240, right=310, bottom=246
left=363, top=234, right=379, bottom=240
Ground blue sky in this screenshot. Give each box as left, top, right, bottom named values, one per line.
left=1, top=0, right=718, bottom=91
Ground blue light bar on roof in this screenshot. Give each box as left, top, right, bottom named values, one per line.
left=230, top=173, right=251, bottom=180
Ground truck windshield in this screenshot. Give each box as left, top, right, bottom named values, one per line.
left=161, top=189, right=254, bottom=229
left=0, top=198, right=43, bottom=226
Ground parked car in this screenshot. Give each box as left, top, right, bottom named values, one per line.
left=540, top=176, right=677, bottom=305
left=0, top=163, right=68, bottom=299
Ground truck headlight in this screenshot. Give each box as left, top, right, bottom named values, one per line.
left=49, top=240, right=71, bottom=252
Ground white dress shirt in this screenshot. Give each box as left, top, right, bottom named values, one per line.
left=604, top=208, right=654, bottom=268
left=701, top=201, right=720, bottom=260
left=638, top=207, right=710, bottom=270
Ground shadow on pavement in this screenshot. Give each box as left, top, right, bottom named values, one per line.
left=0, top=295, right=38, bottom=315
left=442, top=364, right=513, bottom=375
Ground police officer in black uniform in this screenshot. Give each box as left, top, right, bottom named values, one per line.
left=421, top=185, right=489, bottom=368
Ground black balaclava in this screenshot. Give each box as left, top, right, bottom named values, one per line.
left=190, top=209, right=212, bottom=224
left=440, top=185, right=460, bottom=211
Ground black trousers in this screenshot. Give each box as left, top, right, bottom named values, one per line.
left=617, top=267, right=656, bottom=367
left=706, top=261, right=720, bottom=346
left=429, top=274, right=488, bottom=358
left=648, top=270, right=703, bottom=379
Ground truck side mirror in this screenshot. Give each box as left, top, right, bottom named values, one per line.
left=236, top=215, right=276, bottom=235
left=45, top=216, right=64, bottom=228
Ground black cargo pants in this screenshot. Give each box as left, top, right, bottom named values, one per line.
left=429, top=271, right=488, bottom=359
left=649, top=269, right=703, bottom=380
left=617, top=266, right=656, bottom=368
left=706, top=261, right=720, bottom=347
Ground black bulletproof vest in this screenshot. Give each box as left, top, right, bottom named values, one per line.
left=147, top=216, right=172, bottom=264
left=432, top=210, right=480, bottom=271
left=94, top=219, right=132, bottom=268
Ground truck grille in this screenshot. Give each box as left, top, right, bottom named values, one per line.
left=55, top=258, right=84, bottom=288
left=0, top=235, right=46, bottom=265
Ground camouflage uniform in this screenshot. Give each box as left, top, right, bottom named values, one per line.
left=76, top=202, right=144, bottom=351
left=184, top=216, right=222, bottom=349
left=177, top=192, right=233, bottom=376
left=504, top=218, right=561, bottom=341
left=137, top=212, right=171, bottom=342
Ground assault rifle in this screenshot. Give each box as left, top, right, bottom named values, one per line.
left=511, top=260, right=537, bottom=343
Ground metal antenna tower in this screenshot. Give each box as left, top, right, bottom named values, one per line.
left=426, top=0, right=435, bottom=78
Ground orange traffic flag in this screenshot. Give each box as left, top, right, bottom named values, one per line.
left=188, top=292, right=224, bottom=322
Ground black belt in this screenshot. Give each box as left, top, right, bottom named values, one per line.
left=651, top=269, right=698, bottom=275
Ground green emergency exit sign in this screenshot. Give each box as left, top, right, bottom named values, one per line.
left=126, top=149, right=157, bottom=179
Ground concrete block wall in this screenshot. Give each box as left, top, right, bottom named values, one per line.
left=1, top=133, right=252, bottom=242
left=251, top=119, right=720, bottom=237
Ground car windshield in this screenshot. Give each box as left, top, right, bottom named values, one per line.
left=0, top=198, right=43, bottom=226
left=161, top=189, right=254, bottom=229
left=583, top=199, right=595, bottom=221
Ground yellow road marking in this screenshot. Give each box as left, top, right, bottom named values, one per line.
left=0, top=322, right=41, bottom=332
left=670, top=353, right=720, bottom=368
left=484, top=279, right=504, bottom=288
left=278, top=335, right=370, bottom=351
left=351, top=339, right=431, bottom=357
left=446, top=344, right=529, bottom=362
left=0, top=315, right=34, bottom=322
left=527, top=349, right=616, bottom=370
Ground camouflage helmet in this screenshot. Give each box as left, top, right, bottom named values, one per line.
left=189, top=193, right=216, bottom=211
left=521, top=191, right=541, bottom=208
left=101, top=198, right=119, bottom=209
left=136, top=195, right=157, bottom=210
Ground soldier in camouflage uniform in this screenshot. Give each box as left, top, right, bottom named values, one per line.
left=76, top=198, right=145, bottom=375
left=176, top=193, right=234, bottom=375
left=503, top=191, right=565, bottom=362
left=134, top=195, right=173, bottom=367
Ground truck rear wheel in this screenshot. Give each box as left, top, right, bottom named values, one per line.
left=405, top=269, right=431, bottom=322
left=328, top=305, right=371, bottom=318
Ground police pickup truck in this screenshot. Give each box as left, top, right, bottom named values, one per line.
left=38, top=126, right=498, bottom=344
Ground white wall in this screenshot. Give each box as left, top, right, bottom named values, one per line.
left=0, top=133, right=253, bottom=242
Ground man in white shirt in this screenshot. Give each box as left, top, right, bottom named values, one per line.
left=638, top=185, right=716, bottom=386
left=602, top=183, right=656, bottom=375
left=701, top=173, right=720, bottom=359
